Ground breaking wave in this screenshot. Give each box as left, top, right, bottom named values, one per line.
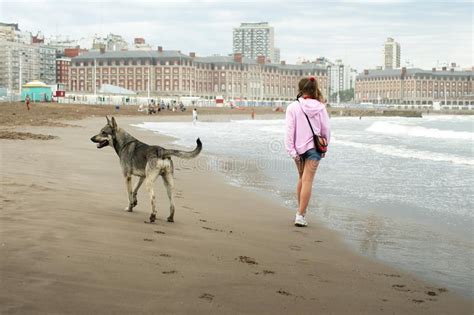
left=366, top=122, right=473, bottom=141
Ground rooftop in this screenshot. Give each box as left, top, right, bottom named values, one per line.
left=73, top=50, right=191, bottom=60
left=357, top=68, right=472, bottom=79
left=72, top=50, right=327, bottom=71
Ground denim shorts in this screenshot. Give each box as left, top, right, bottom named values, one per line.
left=299, top=148, right=322, bottom=161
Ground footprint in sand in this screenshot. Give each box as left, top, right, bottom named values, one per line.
left=255, top=270, right=275, bottom=275
left=289, top=245, right=301, bottom=251
left=379, top=273, right=401, bottom=278
left=160, top=253, right=171, bottom=257
left=183, top=206, right=193, bottom=210
left=202, top=226, right=226, bottom=232
left=199, top=293, right=214, bottom=302
left=314, top=240, right=323, bottom=243
left=277, top=289, right=291, bottom=296
left=412, top=299, right=424, bottom=304
left=293, top=230, right=307, bottom=235
left=162, top=270, right=178, bottom=274
left=199, top=219, right=207, bottom=223
left=237, top=256, right=258, bottom=265
left=143, top=238, right=153, bottom=242
left=426, top=287, right=448, bottom=295
left=392, top=284, right=410, bottom=292
left=154, top=230, right=166, bottom=235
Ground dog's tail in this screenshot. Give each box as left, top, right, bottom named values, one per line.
left=162, top=138, right=202, bottom=159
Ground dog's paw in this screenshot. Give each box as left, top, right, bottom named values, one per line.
left=167, top=216, right=174, bottom=223
left=149, top=214, right=156, bottom=223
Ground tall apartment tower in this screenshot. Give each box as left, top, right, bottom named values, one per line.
left=384, top=37, right=401, bottom=69
left=233, top=22, right=275, bottom=62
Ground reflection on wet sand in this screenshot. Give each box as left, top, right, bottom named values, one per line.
left=359, top=214, right=384, bottom=257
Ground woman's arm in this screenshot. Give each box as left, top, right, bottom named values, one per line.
left=285, top=106, right=298, bottom=158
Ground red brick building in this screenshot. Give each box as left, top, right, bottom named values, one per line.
left=355, top=67, right=473, bottom=107
left=69, top=49, right=328, bottom=100
left=56, top=57, right=71, bottom=85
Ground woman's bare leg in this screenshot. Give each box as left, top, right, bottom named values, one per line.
left=295, top=159, right=304, bottom=207
left=297, top=159, right=319, bottom=216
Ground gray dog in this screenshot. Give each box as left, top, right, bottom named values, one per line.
left=91, top=116, right=202, bottom=223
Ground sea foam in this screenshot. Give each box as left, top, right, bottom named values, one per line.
left=366, top=121, right=473, bottom=141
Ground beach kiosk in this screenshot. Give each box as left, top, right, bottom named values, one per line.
left=21, top=80, right=52, bottom=102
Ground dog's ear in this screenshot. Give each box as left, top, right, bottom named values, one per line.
left=111, top=117, right=117, bottom=131
left=106, top=116, right=111, bottom=126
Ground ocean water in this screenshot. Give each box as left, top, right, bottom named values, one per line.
left=133, top=115, right=474, bottom=296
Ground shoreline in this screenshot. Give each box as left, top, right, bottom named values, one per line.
left=133, top=116, right=474, bottom=298
left=1, top=114, right=472, bottom=314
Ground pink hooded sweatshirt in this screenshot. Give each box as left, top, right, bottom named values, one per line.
left=285, top=97, right=331, bottom=158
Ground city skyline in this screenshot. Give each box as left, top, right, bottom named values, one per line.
left=1, top=0, right=472, bottom=71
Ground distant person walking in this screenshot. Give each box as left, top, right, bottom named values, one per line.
left=192, top=108, right=198, bottom=125
left=25, top=95, right=31, bottom=111
left=251, top=108, right=255, bottom=120
left=285, top=77, right=330, bottom=227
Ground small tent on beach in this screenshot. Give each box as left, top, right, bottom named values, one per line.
left=21, top=81, right=52, bottom=102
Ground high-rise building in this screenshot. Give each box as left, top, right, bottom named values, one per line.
left=274, top=47, right=280, bottom=63
left=0, top=22, right=31, bottom=44
left=0, top=40, right=40, bottom=92
left=327, top=59, right=356, bottom=102
left=38, top=45, right=56, bottom=84
left=0, top=23, right=18, bottom=42
left=384, top=37, right=401, bottom=69
left=233, top=22, right=275, bottom=62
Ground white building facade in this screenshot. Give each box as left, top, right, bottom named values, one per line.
left=233, top=22, right=276, bottom=62
left=327, top=59, right=356, bottom=102
left=39, top=45, right=57, bottom=84
left=0, top=40, right=40, bottom=93
left=384, top=37, right=401, bottom=69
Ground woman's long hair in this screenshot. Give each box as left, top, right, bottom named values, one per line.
left=296, top=77, right=324, bottom=102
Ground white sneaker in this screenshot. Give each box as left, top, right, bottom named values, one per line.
left=294, top=213, right=308, bottom=227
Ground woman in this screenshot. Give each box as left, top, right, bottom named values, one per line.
left=285, top=77, right=330, bottom=227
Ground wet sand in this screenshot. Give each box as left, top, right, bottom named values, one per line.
left=0, top=106, right=472, bottom=314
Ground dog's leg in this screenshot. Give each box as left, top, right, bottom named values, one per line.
left=132, top=176, right=145, bottom=207
left=163, top=171, right=176, bottom=223
left=145, top=168, right=160, bottom=223
left=124, top=176, right=134, bottom=212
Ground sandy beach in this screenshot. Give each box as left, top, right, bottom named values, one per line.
left=0, top=104, right=472, bottom=314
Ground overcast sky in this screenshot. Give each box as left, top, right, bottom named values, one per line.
left=1, top=0, right=472, bottom=71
